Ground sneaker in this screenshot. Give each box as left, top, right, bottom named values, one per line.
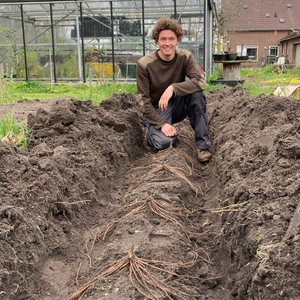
left=197, top=149, right=211, bottom=162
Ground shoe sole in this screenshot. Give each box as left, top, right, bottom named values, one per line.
left=198, top=154, right=212, bottom=162
left=198, top=158, right=210, bottom=162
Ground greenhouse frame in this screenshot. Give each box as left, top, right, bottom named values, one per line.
left=0, top=0, right=214, bottom=82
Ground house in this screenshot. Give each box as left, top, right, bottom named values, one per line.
left=222, top=0, right=300, bottom=66
left=278, top=31, right=300, bottom=65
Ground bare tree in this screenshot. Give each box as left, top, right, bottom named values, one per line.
left=214, top=0, right=245, bottom=30
left=213, top=0, right=245, bottom=53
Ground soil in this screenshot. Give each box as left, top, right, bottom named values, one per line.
left=1, top=86, right=300, bottom=300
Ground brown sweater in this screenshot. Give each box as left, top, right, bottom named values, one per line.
left=136, top=49, right=207, bottom=129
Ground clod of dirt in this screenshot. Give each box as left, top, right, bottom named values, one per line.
left=1, top=85, right=300, bottom=300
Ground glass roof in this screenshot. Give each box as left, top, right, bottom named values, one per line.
left=0, top=0, right=204, bottom=21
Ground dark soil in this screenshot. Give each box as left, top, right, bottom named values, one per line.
left=1, top=86, right=300, bottom=300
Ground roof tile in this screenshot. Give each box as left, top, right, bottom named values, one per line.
left=224, top=0, right=300, bottom=31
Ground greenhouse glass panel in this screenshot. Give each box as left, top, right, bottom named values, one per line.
left=23, top=3, right=57, bottom=80
left=0, top=0, right=211, bottom=82
left=53, top=4, right=82, bottom=80
left=0, top=4, right=25, bottom=78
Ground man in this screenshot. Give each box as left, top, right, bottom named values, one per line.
left=136, top=17, right=211, bottom=162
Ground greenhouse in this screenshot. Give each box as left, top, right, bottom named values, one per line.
left=0, top=0, right=214, bottom=82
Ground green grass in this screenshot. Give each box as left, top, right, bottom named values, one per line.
left=240, top=65, right=274, bottom=78
left=6, top=81, right=137, bottom=105
left=0, top=112, right=31, bottom=150
left=241, top=64, right=300, bottom=81
left=241, top=66, right=300, bottom=97
left=1, top=65, right=300, bottom=150
left=242, top=84, right=275, bottom=96
left=207, top=64, right=300, bottom=97
left=0, top=80, right=136, bottom=149
left=3, top=64, right=299, bottom=105
left=204, top=83, right=224, bottom=93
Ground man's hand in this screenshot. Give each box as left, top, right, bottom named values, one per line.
left=161, top=123, right=177, bottom=137
left=158, top=85, right=174, bottom=111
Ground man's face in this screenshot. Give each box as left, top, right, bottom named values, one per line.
left=156, top=30, right=179, bottom=61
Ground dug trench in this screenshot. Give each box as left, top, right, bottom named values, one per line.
left=1, top=85, right=300, bottom=300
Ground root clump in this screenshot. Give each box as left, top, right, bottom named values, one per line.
left=67, top=245, right=202, bottom=300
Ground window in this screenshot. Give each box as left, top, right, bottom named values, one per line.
left=287, top=4, right=292, bottom=8
left=265, top=13, right=270, bottom=18
left=269, top=46, right=278, bottom=56
left=280, top=19, right=285, bottom=23
left=237, top=45, right=258, bottom=60
left=243, top=5, right=248, bottom=9
left=246, top=48, right=258, bottom=60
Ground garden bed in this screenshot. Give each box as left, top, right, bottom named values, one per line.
left=1, top=85, right=300, bottom=299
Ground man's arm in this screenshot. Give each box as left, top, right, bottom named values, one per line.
left=158, top=85, right=173, bottom=111
left=158, top=85, right=178, bottom=136
left=137, top=62, right=177, bottom=136
left=136, top=61, right=168, bottom=129
left=161, top=123, right=177, bottom=137
left=171, top=52, right=207, bottom=97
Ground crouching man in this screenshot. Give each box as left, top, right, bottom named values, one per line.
left=136, top=17, right=212, bottom=162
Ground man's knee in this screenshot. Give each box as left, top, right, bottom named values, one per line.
left=185, top=91, right=207, bottom=117
left=153, top=135, right=177, bottom=150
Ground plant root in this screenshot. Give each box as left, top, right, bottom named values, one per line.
left=153, top=142, right=199, bottom=172
left=177, top=135, right=197, bottom=153
left=126, top=162, right=202, bottom=198
left=92, top=192, right=208, bottom=246
left=136, top=139, right=206, bottom=175
left=194, top=202, right=247, bottom=214
left=0, top=205, right=15, bottom=215
left=66, top=245, right=203, bottom=300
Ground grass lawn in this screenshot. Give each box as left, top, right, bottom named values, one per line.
left=0, top=80, right=137, bottom=106
left=207, top=64, right=300, bottom=97
left=1, top=65, right=299, bottom=106
left=1, top=64, right=300, bottom=149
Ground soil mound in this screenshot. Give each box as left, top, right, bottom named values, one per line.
left=1, top=85, right=300, bottom=300
left=208, top=85, right=300, bottom=299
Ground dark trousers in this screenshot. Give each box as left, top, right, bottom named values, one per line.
left=144, top=91, right=211, bottom=150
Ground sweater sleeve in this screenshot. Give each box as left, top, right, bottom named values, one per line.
left=136, top=61, right=168, bottom=129
left=171, top=54, right=207, bottom=97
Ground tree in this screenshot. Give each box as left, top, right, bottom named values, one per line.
left=0, top=26, right=25, bottom=78
left=213, top=0, right=245, bottom=53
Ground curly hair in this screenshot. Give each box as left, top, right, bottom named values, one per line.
left=151, top=17, right=184, bottom=43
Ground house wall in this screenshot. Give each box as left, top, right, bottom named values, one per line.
left=280, top=37, right=300, bottom=64
left=296, top=44, right=300, bottom=64
left=227, top=30, right=290, bottom=67
left=221, top=0, right=300, bottom=68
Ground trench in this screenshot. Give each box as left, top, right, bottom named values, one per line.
left=2, top=86, right=300, bottom=300
left=40, top=120, right=231, bottom=300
